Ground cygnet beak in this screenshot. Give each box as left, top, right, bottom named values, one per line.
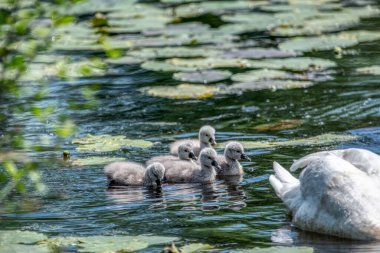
left=189, top=152, right=197, bottom=160
left=155, top=179, right=162, bottom=187
left=209, top=138, right=217, bottom=145
left=241, top=153, right=251, bottom=161
left=211, top=159, right=221, bottom=170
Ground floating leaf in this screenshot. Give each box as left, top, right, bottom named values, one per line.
left=260, top=3, right=340, bottom=13
left=128, top=47, right=218, bottom=59
left=173, top=70, right=232, bottom=83
left=20, top=59, right=107, bottom=81
left=231, top=69, right=291, bottom=82
left=143, top=22, right=210, bottom=37
left=44, top=235, right=178, bottom=253
left=106, top=56, right=146, bottom=65
left=270, top=13, right=359, bottom=36
left=70, top=157, right=126, bottom=166
left=279, top=30, right=380, bottom=52
left=142, top=83, right=219, bottom=99
left=221, top=133, right=359, bottom=149
left=72, top=134, right=154, bottom=152
left=141, top=60, right=197, bottom=72
left=356, top=65, right=380, bottom=75
left=181, top=243, right=214, bottom=253
left=168, top=58, right=252, bottom=69
left=0, top=230, right=49, bottom=253
left=227, top=80, right=313, bottom=92
left=231, top=246, right=314, bottom=253
left=217, top=48, right=299, bottom=59
left=166, top=57, right=335, bottom=71
left=175, top=1, right=268, bottom=17
left=254, top=119, right=302, bottom=132
left=0, top=230, right=47, bottom=244
left=254, top=57, right=336, bottom=71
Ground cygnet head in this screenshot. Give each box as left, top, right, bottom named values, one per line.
left=199, top=125, right=216, bottom=146
left=225, top=141, right=251, bottom=161
left=199, top=148, right=220, bottom=170
left=144, top=162, right=166, bottom=188
left=178, top=142, right=197, bottom=160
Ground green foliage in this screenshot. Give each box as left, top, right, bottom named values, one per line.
left=0, top=0, right=89, bottom=203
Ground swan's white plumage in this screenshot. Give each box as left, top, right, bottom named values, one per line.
left=270, top=148, right=380, bottom=240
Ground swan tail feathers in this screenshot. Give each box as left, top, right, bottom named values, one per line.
left=289, top=155, right=318, bottom=172
left=273, top=161, right=298, bottom=184
left=269, top=175, right=283, bottom=198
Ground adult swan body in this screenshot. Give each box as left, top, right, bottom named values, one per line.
left=269, top=148, right=380, bottom=240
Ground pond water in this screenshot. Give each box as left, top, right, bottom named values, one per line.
left=1, top=0, right=380, bottom=252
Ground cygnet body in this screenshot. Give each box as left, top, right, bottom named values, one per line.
left=170, top=125, right=216, bottom=157
left=147, top=142, right=197, bottom=165
left=165, top=148, right=220, bottom=184
left=216, top=141, right=250, bottom=176
left=104, top=161, right=165, bottom=188
left=269, top=148, right=380, bottom=240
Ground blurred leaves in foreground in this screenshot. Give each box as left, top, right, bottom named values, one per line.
left=0, top=0, right=85, bottom=204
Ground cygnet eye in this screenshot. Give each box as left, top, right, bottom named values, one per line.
left=184, top=149, right=188, bottom=152
left=236, top=150, right=241, bottom=153
left=208, top=156, right=211, bottom=159
left=205, top=134, right=209, bottom=137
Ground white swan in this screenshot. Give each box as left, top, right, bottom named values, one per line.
left=170, top=125, right=216, bottom=157
left=216, top=141, right=250, bottom=176
left=104, top=162, right=165, bottom=188
left=269, top=148, right=380, bottom=240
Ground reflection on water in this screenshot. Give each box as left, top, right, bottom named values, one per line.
left=105, top=181, right=247, bottom=212
left=272, top=225, right=380, bottom=253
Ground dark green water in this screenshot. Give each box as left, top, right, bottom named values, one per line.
left=1, top=1, right=380, bottom=252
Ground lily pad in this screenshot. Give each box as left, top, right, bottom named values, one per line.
left=72, top=134, right=154, bottom=152
left=143, top=22, right=210, bottom=37
left=356, top=65, right=380, bottom=75
left=168, top=58, right=252, bottom=69
left=254, top=57, right=336, bottom=71
left=166, top=57, right=335, bottom=71
left=174, top=1, right=268, bottom=17
left=231, top=69, right=291, bottom=82
left=0, top=230, right=49, bottom=253
left=254, top=119, right=302, bottom=131
left=260, top=3, right=340, bottom=13
left=232, top=246, right=314, bottom=253
left=20, top=59, right=107, bottom=81
left=106, top=56, right=146, bottom=65
left=173, top=70, right=232, bottom=83
left=218, top=48, right=299, bottom=59
left=128, top=47, right=218, bottom=59
left=227, top=80, right=313, bottom=92
left=141, top=60, right=197, bottom=72
left=279, top=30, right=380, bottom=52
left=0, top=230, right=47, bottom=244
left=44, top=235, right=178, bottom=253
left=181, top=243, right=214, bottom=253
left=221, top=133, right=359, bottom=149
left=141, top=83, right=219, bottom=99
left=70, top=157, right=126, bottom=166
left=270, top=13, right=360, bottom=36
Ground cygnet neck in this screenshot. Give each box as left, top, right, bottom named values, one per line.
left=200, top=141, right=211, bottom=150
